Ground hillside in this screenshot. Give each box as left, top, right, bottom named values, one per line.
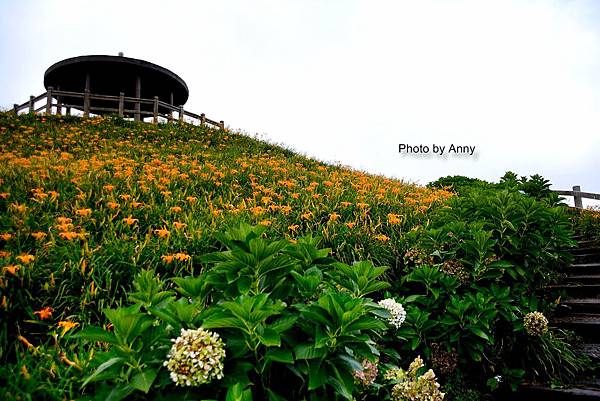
left=0, top=112, right=591, bottom=401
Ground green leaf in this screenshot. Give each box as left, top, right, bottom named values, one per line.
left=105, top=384, right=136, bottom=401
left=265, top=348, right=294, bottom=364
left=269, top=314, right=298, bottom=333
left=258, top=328, right=281, bottom=347
left=295, top=343, right=328, bottom=359
left=308, top=360, right=328, bottom=390
left=76, top=326, right=119, bottom=345
left=267, top=389, right=287, bottom=401
left=226, top=383, right=253, bottom=401
left=469, top=327, right=491, bottom=342
left=147, top=306, right=180, bottom=329
left=130, top=368, right=159, bottom=393
left=82, top=357, right=125, bottom=387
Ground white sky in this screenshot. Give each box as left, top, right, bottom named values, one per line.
left=1, top=0, right=599, bottom=205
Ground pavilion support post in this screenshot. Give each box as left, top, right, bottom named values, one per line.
left=200, top=113, right=206, bottom=126
left=29, top=96, right=34, bottom=113
left=46, top=87, right=53, bottom=115
left=153, top=96, right=159, bottom=124
left=83, top=89, right=90, bottom=117
left=118, top=92, right=124, bottom=117
left=13, top=104, right=18, bottom=115
left=135, top=75, right=141, bottom=122
left=573, top=185, right=583, bottom=208
left=179, top=105, right=184, bottom=123
left=219, top=120, right=225, bottom=130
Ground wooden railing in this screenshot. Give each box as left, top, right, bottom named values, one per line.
left=12, top=87, right=225, bottom=130
left=553, top=185, right=600, bottom=208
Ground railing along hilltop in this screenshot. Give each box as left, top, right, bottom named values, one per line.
left=12, top=87, right=225, bottom=130
left=553, top=185, right=600, bottom=209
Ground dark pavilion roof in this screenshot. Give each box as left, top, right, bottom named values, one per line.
left=44, top=55, right=189, bottom=106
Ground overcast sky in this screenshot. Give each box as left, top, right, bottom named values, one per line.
left=1, top=0, right=599, bottom=204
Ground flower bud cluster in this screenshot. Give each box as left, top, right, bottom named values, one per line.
left=430, top=343, right=458, bottom=375
left=385, top=356, right=445, bottom=401
left=523, top=311, right=549, bottom=336
left=163, top=328, right=226, bottom=386
left=353, top=359, right=379, bottom=386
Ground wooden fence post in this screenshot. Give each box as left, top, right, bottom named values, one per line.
left=219, top=120, right=225, bottom=130
left=179, top=105, right=184, bottom=123
left=573, top=185, right=583, bottom=208
left=46, top=87, right=53, bottom=115
left=29, top=96, right=34, bottom=113
left=56, top=95, right=62, bottom=116
left=83, top=89, right=90, bottom=117
left=200, top=113, right=206, bottom=126
left=66, top=107, right=71, bottom=116
left=118, top=92, right=124, bottom=117
left=153, top=96, right=159, bottom=124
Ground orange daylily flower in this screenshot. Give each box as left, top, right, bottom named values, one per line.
left=31, top=231, right=47, bottom=240
left=56, top=217, right=72, bottom=225
left=16, top=254, right=35, bottom=264
left=57, top=320, right=79, bottom=335
left=58, top=231, right=79, bottom=241
left=154, top=227, right=170, bottom=238
left=3, top=264, right=21, bottom=275
left=75, top=208, right=92, bottom=217
left=174, top=253, right=191, bottom=262
left=1, top=233, right=13, bottom=241
left=373, top=234, right=390, bottom=242
left=161, top=254, right=174, bottom=264
left=34, top=306, right=54, bottom=320
left=122, top=216, right=138, bottom=226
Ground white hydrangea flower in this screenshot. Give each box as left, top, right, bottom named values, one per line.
left=163, top=328, right=226, bottom=386
left=378, top=298, right=407, bottom=329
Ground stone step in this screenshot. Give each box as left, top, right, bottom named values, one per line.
left=566, top=275, right=600, bottom=285
left=566, top=263, right=600, bottom=275
left=574, top=252, right=600, bottom=263
left=582, top=343, right=600, bottom=360
left=511, top=385, right=600, bottom=401
left=552, top=314, right=600, bottom=342
left=547, top=284, right=600, bottom=297
left=561, top=298, right=600, bottom=314
left=577, top=240, right=600, bottom=249
left=572, top=247, right=600, bottom=256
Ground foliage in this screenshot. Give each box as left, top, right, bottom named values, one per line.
left=427, top=175, right=492, bottom=195
left=0, top=113, right=591, bottom=399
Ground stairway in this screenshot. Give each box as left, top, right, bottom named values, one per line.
left=511, top=235, right=600, bottom=400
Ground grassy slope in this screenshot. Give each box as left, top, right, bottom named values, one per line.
left=0, top=113, right=451, bottom=374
